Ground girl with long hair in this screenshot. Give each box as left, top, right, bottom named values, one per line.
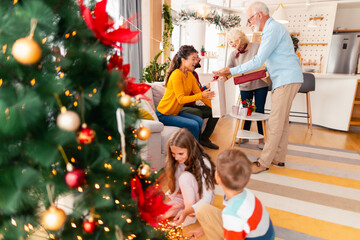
left=156, top=45, right=214, bottom=141
left=163, top=128, right=216, bottom=226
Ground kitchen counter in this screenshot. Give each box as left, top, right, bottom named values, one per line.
left=266, top=73, right=359, bottom=131
left=313, top=73, right=360, bottom=79
left=198, top=72, right=359, bottom=131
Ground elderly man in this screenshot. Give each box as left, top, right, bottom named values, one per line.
left=214, top=1, right=303, bottom=174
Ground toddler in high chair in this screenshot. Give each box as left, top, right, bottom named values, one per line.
left=161, top=128, right=216, bottom=227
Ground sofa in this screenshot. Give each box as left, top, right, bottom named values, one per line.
left=138, top=82, right=180, bottom=170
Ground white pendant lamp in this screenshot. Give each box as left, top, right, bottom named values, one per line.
left=272, top=3, right=289, bottom=24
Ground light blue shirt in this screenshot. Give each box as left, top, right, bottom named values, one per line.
left=230, top=18, right=303, bottom=90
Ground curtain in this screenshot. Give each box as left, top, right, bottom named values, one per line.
left=107, top=0, right=143, bottom=82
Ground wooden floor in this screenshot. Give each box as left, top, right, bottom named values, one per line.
left=181, top=118, right=360, bottom=240
left=206, top=118, right=360, bottom=162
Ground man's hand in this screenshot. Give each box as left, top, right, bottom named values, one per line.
left=187, top=226, right=205, bottom=239
left=213, top=67, right=231, bottom=77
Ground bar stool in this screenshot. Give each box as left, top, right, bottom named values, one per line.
left=268, top=73, right=315, bottom=134
left=299, top=73, right=315, bottom=134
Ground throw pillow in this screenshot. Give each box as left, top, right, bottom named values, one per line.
left=139, top=108, right=154, bottom=120
left=143, top=84, right=156, bottom=111
left=138, top=100, right=159, bottom=121
left=152, top=82, right=166, bottom=108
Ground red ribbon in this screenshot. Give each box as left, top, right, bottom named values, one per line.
left=78, top=0, right=140, bottom=49
left=131, top=176, right=170, bottom=227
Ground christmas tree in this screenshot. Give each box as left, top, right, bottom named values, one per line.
left=0, top=0, right=168, bottom=239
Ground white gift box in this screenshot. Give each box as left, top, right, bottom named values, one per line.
left=210, top=80, right=227, bottom=118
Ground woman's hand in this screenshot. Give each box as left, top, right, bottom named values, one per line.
left=201, top=88, right=215, bottom=99
left=213, top=67, right=231, bottom=76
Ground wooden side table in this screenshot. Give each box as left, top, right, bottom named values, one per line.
left=230, top=112, right=269, bottom=148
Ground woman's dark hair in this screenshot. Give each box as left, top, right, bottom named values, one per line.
left=165, top=45, right=198, bottom=86
left=165, top=129, right=216, bottom=198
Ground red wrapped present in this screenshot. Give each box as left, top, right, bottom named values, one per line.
left=233, top=67, right=267, bottom=85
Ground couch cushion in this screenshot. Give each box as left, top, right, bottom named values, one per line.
left=152, top=82, right=166, bottom=109
left=161, top=126, right=181, bottom=155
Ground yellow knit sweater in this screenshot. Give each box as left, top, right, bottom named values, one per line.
left=157, top=69, right=211, bottom=115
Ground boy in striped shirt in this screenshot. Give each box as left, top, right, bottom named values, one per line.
left=190, top=149, right=275, bottom=239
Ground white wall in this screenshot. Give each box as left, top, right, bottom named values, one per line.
left=334, top=7, right=360, bottom=30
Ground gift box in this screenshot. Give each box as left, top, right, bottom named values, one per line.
left=210, top=80, right=226, bottom=118
left=232, top=66, right=267, bottom=85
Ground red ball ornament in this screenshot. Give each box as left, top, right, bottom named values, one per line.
left=77, top=123, right=96, bottom=144
left=65, top=168, right=86, bottom=188
left=82, top=219, right=96, bottom=233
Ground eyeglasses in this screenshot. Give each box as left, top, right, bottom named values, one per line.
left=247, top=12, right=258, bottom=24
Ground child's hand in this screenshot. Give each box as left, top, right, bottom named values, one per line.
left=173, top=209, right=186, bottom=225
left=187, top=227, right=205, bottom=239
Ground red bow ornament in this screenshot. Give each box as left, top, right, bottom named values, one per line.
left=108, top=54, right=150, bottom=100
left=125, top=79, right=151, bottom=100
left=79, top=0, right=140, bottom=49
left=131, top=176, right=170, bottom=227
left=107, top=54, right=130, bottom=76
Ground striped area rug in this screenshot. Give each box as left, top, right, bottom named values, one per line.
left=214, top=142, right=360, bottom=240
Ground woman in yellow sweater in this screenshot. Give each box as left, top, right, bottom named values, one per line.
left=156, top=45, right=214, bottom=142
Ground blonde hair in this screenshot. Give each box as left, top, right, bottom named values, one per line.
left=226, top=28, right=249, bottom=47
left=216, top=149, right=251, bottom=191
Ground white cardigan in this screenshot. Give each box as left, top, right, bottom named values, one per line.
left=167, top=157, right=215, bottom=212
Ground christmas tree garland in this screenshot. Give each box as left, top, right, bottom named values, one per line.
left=175, top=9, right=241, bottom=31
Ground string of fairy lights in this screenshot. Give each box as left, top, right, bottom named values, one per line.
left=3, top=2, right=193, bottom=240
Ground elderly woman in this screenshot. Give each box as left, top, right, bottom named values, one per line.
left=227, top=28, right=269, bottom=149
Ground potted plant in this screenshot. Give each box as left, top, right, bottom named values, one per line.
left=140, top=51, right=170, bottom=83
left=200, top=45, right=206, bottom=56
left=241, top=99, right=256, bottom=116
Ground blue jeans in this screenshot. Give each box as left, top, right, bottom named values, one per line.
left=156, top=110, right=203, bottom=140
left=241, top=86, right=268, bottom=135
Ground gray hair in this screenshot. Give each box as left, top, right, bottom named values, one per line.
left=249, top=1, right=269, bottom=16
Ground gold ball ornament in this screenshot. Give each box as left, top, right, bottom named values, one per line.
left=137, top=125, right=151, bottom=141
left=119, top=92, right=131, bottom=107
left=137, top=163, right=151, bottom=179
left=12, top=37, right=42, bottom=65
left=56, top=107, right=81, bottom=131
left=41, top=206, right=67, bottom=231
